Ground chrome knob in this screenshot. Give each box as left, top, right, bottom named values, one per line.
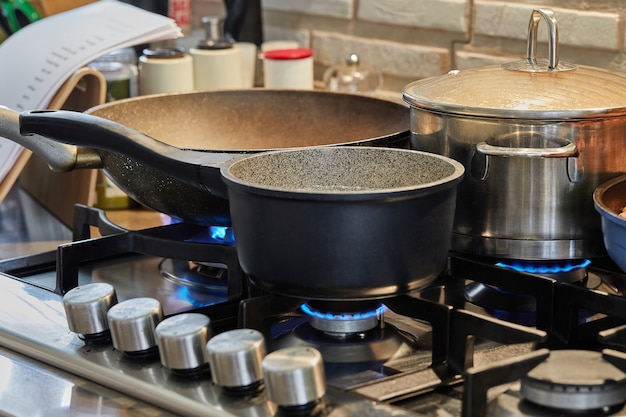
left=206, top=328, right=266, bottom=392
left=107, top=297, right=162, bottom=355
left=262, top=347, right=326, bottom=408
left=63, top=282, right=117, bottom=340
left=156, top=313, right=211, bottom=372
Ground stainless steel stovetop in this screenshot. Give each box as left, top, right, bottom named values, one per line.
left=3, top=202, right=626, bottom=416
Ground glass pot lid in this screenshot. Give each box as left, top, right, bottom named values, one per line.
left=403, top=8, right=626, bottom=120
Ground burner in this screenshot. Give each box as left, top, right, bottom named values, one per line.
left=160, top=259, right=229, bottom=291
left=274, top=301, right=415, bottom=364
left=521, top=350, right=626, bottom=412
left=488, top=350, right=626, bottom=416
left=302, top=301, right=386, bottom=336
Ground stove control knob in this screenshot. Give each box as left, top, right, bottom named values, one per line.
left=107, top=297, right=163, bottom=356
left=63, top=282, right=118, bottom=341
left=156, top=313, right=211, bottom=372
left=262, top=347, right=326, bottom=409
left=206, top=328, right=266, bottom=392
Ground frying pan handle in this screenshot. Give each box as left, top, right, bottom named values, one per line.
left=0, top=106, right=101, bottom=171
left=19, top=109, right=233, bottom=197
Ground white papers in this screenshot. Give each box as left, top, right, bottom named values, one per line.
left=0, top=0, right=182, bottom=184
left=0, top=138, right=25, bottom=184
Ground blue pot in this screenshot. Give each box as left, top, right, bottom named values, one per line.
left=594, top=174, right=626, bottom=272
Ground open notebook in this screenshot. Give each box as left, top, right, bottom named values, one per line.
left=0, top=0, right=182, bottom=195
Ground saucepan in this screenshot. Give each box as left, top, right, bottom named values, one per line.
left=15, top=111, right=465, bottom=299
left=593, top=175, right=626, bottom=273
left=0, top=89, right=410, bottom=226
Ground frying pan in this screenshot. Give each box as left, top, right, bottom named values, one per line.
left=13, top=105, right=464, bottom=299
left=0, top=89, right=409, bottom=226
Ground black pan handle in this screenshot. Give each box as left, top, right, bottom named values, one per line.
left=19, top=109, right=235, bottom=197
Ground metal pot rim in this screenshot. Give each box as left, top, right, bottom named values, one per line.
left=402, top=65, right=626, bottom=120
left=594, top=174, right=626, bottom=224
left=402, top=89, right=626, bottom=121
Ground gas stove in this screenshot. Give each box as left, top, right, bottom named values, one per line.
left=2, top=204, right=626, bottom=416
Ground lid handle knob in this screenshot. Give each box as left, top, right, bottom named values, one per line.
left=528, top=8, right=558, bottom=69
left=502, top=8, right=576, bottom=73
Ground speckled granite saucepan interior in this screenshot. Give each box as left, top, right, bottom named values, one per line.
left=223, top=146, right=461, bottom=197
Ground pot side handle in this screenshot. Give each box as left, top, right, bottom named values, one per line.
left=0, top=106, right=102, bottom=172
left=476, top=141, right=578, bottom=158
left=472, top=141, right=582, bottom=183
left=19, top=109, right=234, bottom=197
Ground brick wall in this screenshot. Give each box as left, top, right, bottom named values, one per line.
left=193, top=0, right=626, bottom=97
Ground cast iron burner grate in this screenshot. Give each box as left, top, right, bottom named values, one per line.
left=0, top=204, right=247, bottom=329
left=448, top=255, right=556, bottom=331
left=464, top=259, right=593, bottom=321
left=56, top=205, right=245, bottom=297
left=445, top=254, right=626, bottom=349
left=239, top=291, right=547, bottom=388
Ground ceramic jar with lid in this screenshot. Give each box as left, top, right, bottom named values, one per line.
left=189, top=16, right=243, bottom=91
left=263, top=48, right=314, bottom=90
left=138, top=47, right=194, bottom=95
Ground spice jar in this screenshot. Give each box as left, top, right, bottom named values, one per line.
left=263, top=48, right=314, bottom=90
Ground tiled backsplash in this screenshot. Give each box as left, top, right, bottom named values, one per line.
left=193, top=0, right=626, bottom=96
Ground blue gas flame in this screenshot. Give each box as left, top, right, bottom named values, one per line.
left=300, top=303, right=387, bottom=321
left=496, top=259, right=591, bottom=274
left=209, top=226, right=233, bottom=243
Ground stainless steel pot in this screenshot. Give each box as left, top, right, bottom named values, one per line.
left=403, top=8, right=626, bottom=260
